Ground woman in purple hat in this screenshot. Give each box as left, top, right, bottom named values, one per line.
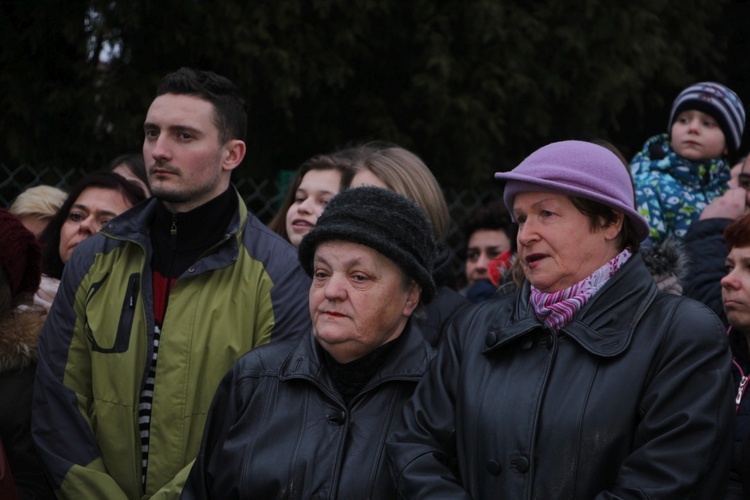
left=387, top=140, right=734, bottom=499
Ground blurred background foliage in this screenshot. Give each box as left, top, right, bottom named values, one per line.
left=1, top=0, right=749, bottom=189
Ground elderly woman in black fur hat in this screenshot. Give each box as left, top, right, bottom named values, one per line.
left=182, top=186, right=437, bottom=499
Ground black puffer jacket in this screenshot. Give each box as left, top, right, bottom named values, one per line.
left=388, top=254, right=734, bottom=499
left=182, top=321, right=434, bottom=500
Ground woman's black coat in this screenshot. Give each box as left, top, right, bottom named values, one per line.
left=388, top=254, right=734, bottom=499
left=182, top=322, right=434, bottom=499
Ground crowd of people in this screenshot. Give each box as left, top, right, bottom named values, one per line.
left=1, top=68, right=750, bottom=499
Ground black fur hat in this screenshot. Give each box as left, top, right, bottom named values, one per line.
left=298, top=186, right=437, bottom=303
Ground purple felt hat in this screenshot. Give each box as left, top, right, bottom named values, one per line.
left=494, top=140, right=650, bottom=242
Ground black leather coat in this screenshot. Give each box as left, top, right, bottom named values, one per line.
left=182, top=321, right=434, bottom=500
left=388, top=255, right=734, bottom=499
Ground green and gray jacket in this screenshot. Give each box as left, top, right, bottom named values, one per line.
left=32, top=191, right=311, bottom=499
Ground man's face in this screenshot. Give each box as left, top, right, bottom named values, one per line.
left=729, top=158, right=750, bottom=190
left=739, top=157, right=750, bottom=191
left=722, top=245, right=750, bottom=335
left=143, top=93, right=228, bottom=213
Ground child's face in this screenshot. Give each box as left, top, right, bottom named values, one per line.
left=285, top=168, right=342, bottom=248
left=670, top=110, right=728, bottom=161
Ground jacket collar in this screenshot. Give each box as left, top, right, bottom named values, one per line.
left=99, top=187, right=248, bottom=275
left=634, top=133, right=730, bottom=191
left=278, top=320, right=434, bottom=398
left=151, top=185, right=237, bottom=252
left=484, top=254, right=658, bottom=358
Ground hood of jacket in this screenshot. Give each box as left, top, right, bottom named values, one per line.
left=0, top=309, right=45, bottom=372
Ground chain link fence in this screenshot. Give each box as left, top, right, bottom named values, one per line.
left=1, top=163, right=503, bottom=282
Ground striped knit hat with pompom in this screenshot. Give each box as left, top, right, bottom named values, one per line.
left=668, top=81, right=746, bottom=155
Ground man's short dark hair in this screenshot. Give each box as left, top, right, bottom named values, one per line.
left=156, top=67, right=247, bottom=144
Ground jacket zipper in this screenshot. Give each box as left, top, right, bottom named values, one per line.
left=169, top=215, right=177, bottom=250
left=734, top=359, right=748, bottom=413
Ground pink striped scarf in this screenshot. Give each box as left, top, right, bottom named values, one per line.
left=530, top=248, right=632, bottom=332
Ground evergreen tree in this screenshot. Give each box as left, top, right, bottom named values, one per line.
left=0, top=0, right=739, bottom=188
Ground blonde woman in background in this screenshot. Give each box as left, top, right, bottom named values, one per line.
left=347, top=144, right=468, bottom=346
left=9, top=185, right=67, bottom=239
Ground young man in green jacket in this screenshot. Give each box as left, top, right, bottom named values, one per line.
left=32, top=68, right=311, bottom=499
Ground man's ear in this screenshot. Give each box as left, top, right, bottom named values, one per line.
left=222, top=139, right=246, bottom=172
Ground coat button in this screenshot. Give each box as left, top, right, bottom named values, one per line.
left=515, top=455, right=530, bottom=473
left=485, top=331, right=497, bottom=347
left=327, top=411, right=346, bottom=425
left=486, top=460, right=502, bottom=475
left=520, top=339, right=534, bottom=350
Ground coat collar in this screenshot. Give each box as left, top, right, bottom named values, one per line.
left=101, top=186, right=247, bottom=246
left=98, top=187, right=248, bottom=276
left=278, top=320, right=435, bottom=398
left=484, top=254, right=658, bottom=358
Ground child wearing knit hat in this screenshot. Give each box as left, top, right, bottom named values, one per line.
left=630, top=81, right=746, bottom=244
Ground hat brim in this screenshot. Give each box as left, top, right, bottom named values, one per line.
left=494, top=171, right=651, bottom=242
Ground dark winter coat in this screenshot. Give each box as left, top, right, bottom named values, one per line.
left=0, top=311, right=54, bottom=499
left=416, top=286, right=468, bottom=347
left=415, top=243, right=469, bottom=347
left=387, top=254, right=734, bottom=499
left=729, top=328, right=750, bottom=499
left=182, top=321, right=434, bottom=500
left=684, top=217, right=733, bottom=328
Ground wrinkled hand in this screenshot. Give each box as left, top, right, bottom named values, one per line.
left=699, top=188, right=750, bottom=220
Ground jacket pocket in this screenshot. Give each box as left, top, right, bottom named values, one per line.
left=86, top=273, right=139, bottom=353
